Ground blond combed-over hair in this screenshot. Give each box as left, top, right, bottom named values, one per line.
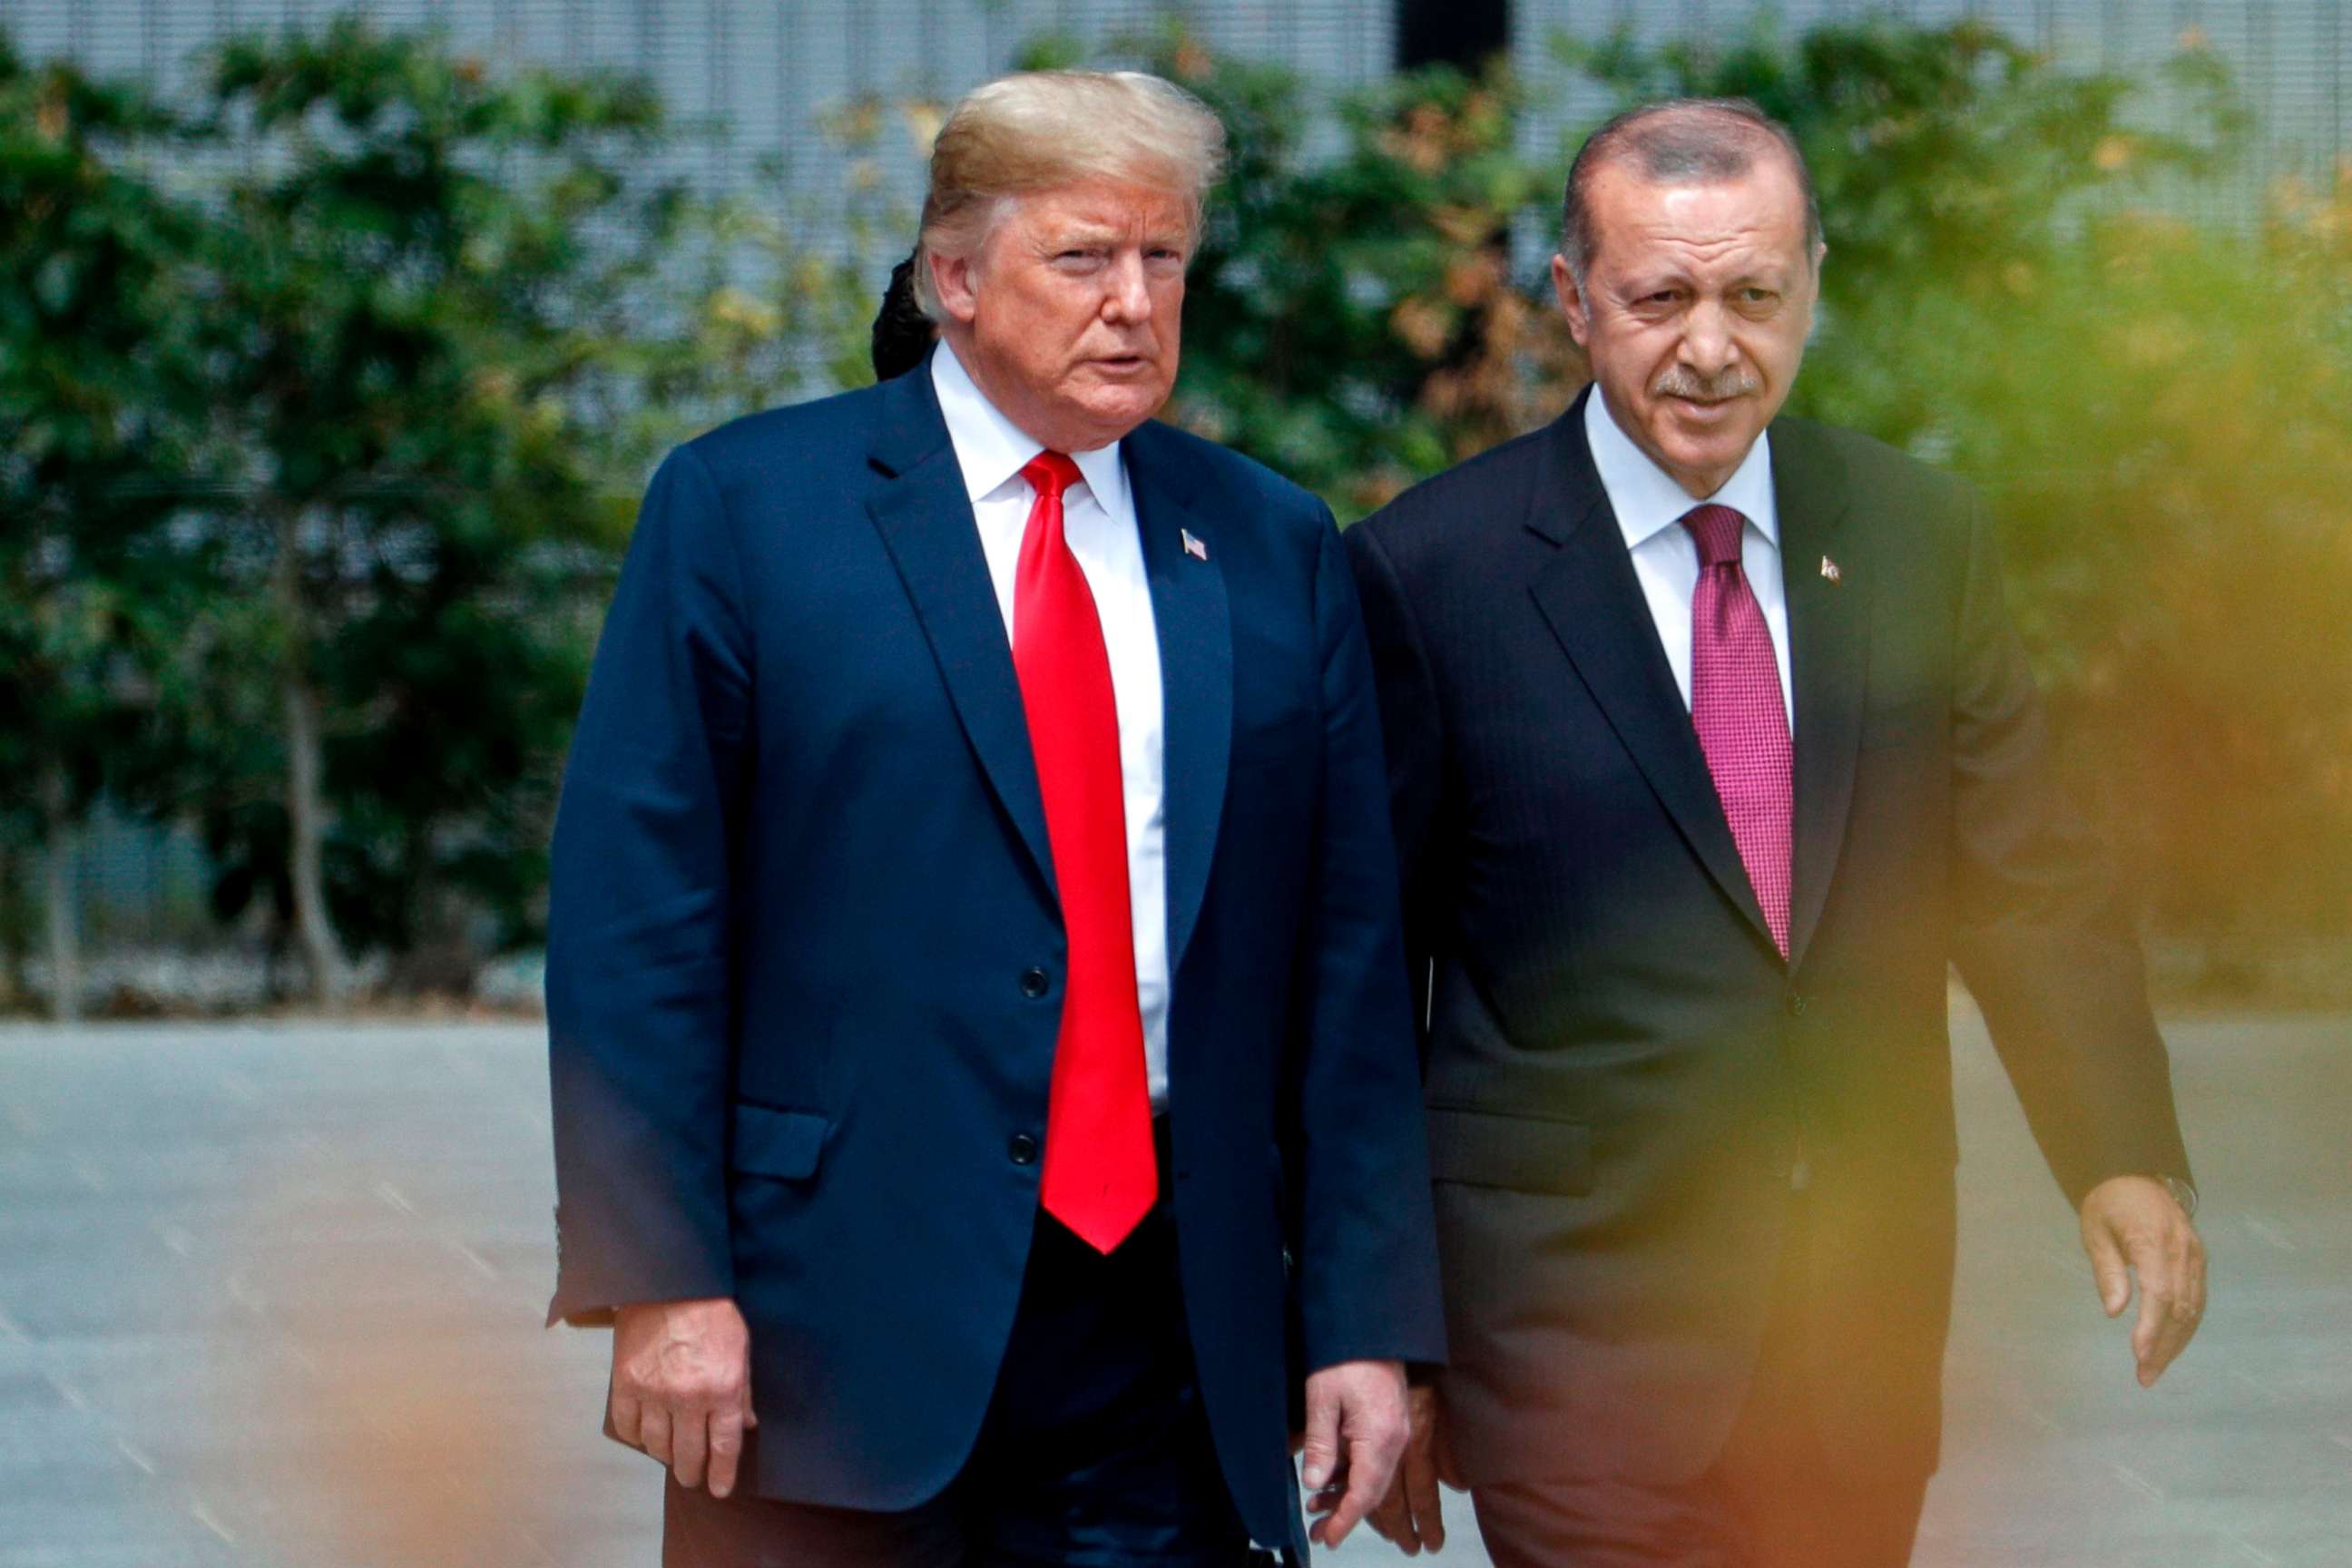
left=912, top=69, right=1228, bottom=321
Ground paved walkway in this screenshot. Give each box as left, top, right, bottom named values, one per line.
left=0, top=1012, right=2344, bottom=1566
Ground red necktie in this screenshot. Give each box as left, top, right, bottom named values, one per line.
left=1681, top=505, right=1794, bottom=959
left=1012, top=452, right=1155, bottom=1253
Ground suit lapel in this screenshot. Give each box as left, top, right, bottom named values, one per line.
left=1525, top=390, right=1776, bottom=952
left=863, top=361, right=1058, bottom=902
left=1773, top=418, right=1868, bottom=971
left=1123, top=422, right=1231, bottom=976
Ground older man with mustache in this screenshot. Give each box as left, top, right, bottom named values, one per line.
left=545, top=70, right=1443, bottom=1566
left=1348, top=98, right=2205, bottom=1566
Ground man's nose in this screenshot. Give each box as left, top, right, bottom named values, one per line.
left=1681, top=300, right=1737, bottom=377
left=1100, top=252, right=1152, bottom=324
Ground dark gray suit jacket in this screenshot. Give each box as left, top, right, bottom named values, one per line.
left=1346, top=387, right=2190, bottom=1486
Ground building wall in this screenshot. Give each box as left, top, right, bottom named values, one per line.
left=4, top=2, right=2340, bottom=235
left=1517, top=1, right=2349, bottom=230
left=0, top=2, right=1397, bottom=240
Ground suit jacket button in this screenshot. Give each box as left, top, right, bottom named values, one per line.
left=1783, top=990, right=1808, bottom=1018
left=1008, top=1132, right=1039, bottom=1166
left=1018, top=966, right=1052, bottom=999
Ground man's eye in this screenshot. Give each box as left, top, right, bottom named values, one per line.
left=1740, top=288, right=1778, bottom=305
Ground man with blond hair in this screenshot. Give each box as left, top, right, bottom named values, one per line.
left=545, top=70, right=1444, bottom=1565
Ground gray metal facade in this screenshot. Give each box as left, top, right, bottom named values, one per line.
left=0, top=4, right=1397, bottom=244
left=1518, top=2, right=2349, bottom=229
left=3, top=3, right=2342, bottom=233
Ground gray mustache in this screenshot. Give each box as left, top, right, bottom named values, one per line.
left=1651, top=367, right=1759, bottom=401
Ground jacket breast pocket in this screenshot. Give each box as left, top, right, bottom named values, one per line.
left=728, top=1101, right=832, bottom=1181
left=1426, top=1105, right=1593, bottom=1196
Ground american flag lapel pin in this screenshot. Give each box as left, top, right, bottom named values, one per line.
left=1181, top=528, right=1209, bottom=563
left=1819, top=554, right=1843, bottom=585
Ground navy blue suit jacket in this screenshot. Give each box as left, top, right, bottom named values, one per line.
left=545, top=356, right=1445, bottom=1548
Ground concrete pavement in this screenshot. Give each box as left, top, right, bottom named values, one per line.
left=0, top=1011, right=2344, bottom=1566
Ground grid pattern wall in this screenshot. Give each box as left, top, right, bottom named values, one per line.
left=4, top=3, right=2337, bottom=235
left=1518, top=1, right=2350, bottom=230
left=0, top=2, right=1398, bottom=240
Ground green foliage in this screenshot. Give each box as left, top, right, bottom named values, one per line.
left=1558, top=16, right=2242, bottom=445
left=626, top=93, right=919, bottom=446
left=1568, top=19, right=2348, bottom=978
left=1152, top=35, right=1576, bottom=514
left=0, top=17, right=898, bottom=1003
left=2, top=13, right=2341, bottom=1001
left=0, top=45, right=206, bottom=895
left=175, top=19, right=699, bottom=973
left=1127, top=16, right=2347, bottom=975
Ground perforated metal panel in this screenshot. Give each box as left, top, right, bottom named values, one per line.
left=1514, top=0, right=2348, bottom=230
left=4, top=1, right=2333, bottom=236
left=0, top=4, right=1395, bottom=229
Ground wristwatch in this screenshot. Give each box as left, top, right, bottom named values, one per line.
left=2156, top=1174, right=2200, bottom=1220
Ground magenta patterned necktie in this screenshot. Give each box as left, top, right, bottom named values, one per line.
left=1681, top=504, right=1793, bottom=958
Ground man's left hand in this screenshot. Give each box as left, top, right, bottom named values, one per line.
left=609, top=1297, right=756, bottom=1497
left=2079, top=1174, right=2208, bottom=1387
left=1298, top=1357, right=1409, bottom=1549
left=1367, top=1383, right=1459, bottom=1555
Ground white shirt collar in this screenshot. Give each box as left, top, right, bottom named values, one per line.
left=930, top=338, right=1128, bottom=516
left=1583, top=384, right=1778, bottom=552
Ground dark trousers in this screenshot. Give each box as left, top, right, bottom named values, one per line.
left=1471, top=1200, right=1929, bottom=1568
left=662, top=1190, right=1269, bottom=1567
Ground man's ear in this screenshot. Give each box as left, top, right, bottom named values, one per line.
left=1551, top=253, right=1591, bottom=352
left=929, top=248, right=981, bottom=327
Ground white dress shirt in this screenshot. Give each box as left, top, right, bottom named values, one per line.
left=1584, top=386, right=1794, bottom=726
left=931, top=342, right=1171, bottom=1110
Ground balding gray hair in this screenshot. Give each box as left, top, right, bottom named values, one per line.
left=1559, top=97, right=1823, bottom=287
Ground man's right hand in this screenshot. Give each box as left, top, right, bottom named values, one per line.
left=611, top=1297, right=757, bottom=1499
left=1367, top=1383, right=1460, bottom=1555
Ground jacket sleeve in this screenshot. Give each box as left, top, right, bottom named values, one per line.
left=1946, top=493, right=2193, bottom=1206
left=544, top=442, right=750, bottom=1326
left=1343, top=518, right=1448, bottom=1057
left=1288, top=513, right=1449, bottom=1372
